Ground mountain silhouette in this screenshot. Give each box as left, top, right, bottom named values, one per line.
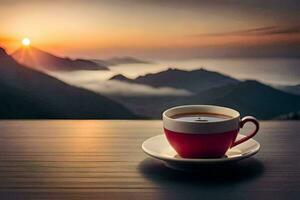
left=12, top=46, right=108, bottom=72
left=104, top=56, right=152, bottom=66
left=192, top=80, right=300, bottom=119
left=110, top=68, right=239, bottom=93
left=110, top=76, right=300, bottom=119
left=0, top=47, right=136, bottom=119
left=277, top=84, right=300, bottom=96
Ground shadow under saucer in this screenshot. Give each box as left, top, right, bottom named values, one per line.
left=138, top=157, right=265, bottom=186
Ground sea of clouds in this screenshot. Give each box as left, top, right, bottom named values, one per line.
left=49, top=71, right=193, bottom=96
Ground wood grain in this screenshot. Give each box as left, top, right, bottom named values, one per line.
left=0, top=120, right=299, bottom=199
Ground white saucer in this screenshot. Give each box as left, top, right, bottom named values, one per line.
left=142, top=134, right=260, bottom=170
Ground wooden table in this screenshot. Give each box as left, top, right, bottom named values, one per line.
left=0, top=120, right=299, bottom=199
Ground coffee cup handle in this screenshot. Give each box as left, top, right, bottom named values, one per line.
left=231, top=116, right=259, bottom=148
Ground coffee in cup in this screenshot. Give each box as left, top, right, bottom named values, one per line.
left=171, top=113, right=232, bottom=122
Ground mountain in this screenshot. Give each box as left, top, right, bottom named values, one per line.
left=103, top=56, right=152, bottom=66
left=12, top=47, right=108, bottom=72
left=0, top=47, right=136, bottom=119
left=92, top=56, right=151, bottom=67
left=196, top=80, right=300, bottom=119
left=277, top=84, right=300, bottom=96
left=110, top=80, right=300, bottom=119
left=110, top=68, right=239, bottom=93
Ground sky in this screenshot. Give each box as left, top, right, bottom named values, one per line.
left=0, top=0, right=299, bottom=59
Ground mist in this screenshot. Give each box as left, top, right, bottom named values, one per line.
left=48, top=71, right=193, bottom=96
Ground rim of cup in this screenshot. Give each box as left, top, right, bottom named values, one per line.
left=162, top=105, right=241, bottom=134
left=163, top=105, right=240, bottom=124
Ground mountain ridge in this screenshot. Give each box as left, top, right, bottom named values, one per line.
left=92, top=56, right=152, bottom=67
left=110, top=68, right=240, bottom=93
left=277, top=84, right=300, bottom=96
left=109, top=75, right=300, bottom=119
left=12, top=46, right=109, bottom=72
left=0, top=47, right=137, bottom=119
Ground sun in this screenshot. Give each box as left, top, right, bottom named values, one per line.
left=22, top=38, right=31, bottom=46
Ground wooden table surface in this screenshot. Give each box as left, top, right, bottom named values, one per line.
left=0, top=120, right=299, bottom=200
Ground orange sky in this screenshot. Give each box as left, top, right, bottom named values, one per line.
left=0, top=0, right=299, bottom=59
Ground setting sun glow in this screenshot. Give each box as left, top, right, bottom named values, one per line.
left=22, top=38, right=31, bottom=46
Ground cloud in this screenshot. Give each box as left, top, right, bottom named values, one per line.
left=261, top=26, right=300, bottom=35
left=79, top=80, right=193, bottom=96
left=190, top=26, right=300, bottom=37
left=48, top=71, right=193, bottom=96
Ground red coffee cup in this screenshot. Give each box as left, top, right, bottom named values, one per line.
left=163, top=105, right=259, bottom=158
